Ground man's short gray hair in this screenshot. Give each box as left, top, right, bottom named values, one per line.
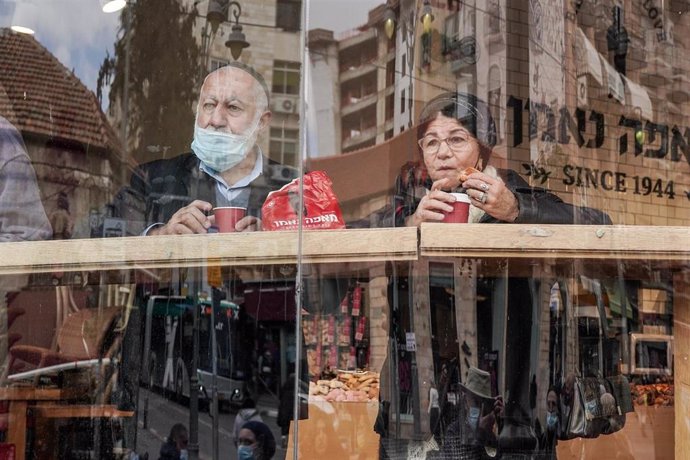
left=207, top=61, right=270, bottom=112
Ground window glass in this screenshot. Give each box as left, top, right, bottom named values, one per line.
left=0, top=1, right=688, bottom=459
left=272, top=60, right=301, bottom=95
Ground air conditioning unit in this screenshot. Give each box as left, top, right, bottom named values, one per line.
left=270, top=164, right=299, bottom=182
left=272, top=95, right=298, bottom=114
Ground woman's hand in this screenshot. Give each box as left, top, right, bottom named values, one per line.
left=405, top=178, right=456, bottom=227
left=235, top=216, right=261, bottom=232
left=462, top=171, right=519, bottom=222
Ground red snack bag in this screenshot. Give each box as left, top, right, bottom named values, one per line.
left=262, top=171, right=346, bottom=231
left=351, top=285, right=362, bottom=317
left=355, top=316, right=366, bottom=342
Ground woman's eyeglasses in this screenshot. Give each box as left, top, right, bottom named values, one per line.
left=418, top=135, right=468, bottom=155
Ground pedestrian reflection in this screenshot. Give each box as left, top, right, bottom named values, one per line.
left=433, top=367, right=503, bottom=459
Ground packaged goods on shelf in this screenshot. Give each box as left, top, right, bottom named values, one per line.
left=308, top=370, right=380, bottom=402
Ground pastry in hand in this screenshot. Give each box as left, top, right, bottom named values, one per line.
left=458, top=166, right=481, bottom=183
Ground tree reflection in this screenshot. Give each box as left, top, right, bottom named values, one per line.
left=97, top=0, right=202, bottom=166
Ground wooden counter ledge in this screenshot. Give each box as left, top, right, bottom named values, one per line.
left=0, top=227, right=418, bottom=275
left=420, top=224, right=690, bottom=263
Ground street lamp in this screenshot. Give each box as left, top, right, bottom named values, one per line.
left=226, top=10, right=249, bottom=59
left=101, top=0, right=126, bottom=13
left=420, top=0, right=434, bottom=34
left=382, top=0, right=435, bottom=39
left=383, top=7, right=396, bottom=40
left=203, top=0, right=249, bottom=60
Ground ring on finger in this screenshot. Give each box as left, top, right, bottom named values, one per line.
left=480, top=183, right=490, bottom=191
left=479, top=191, right=487, bottom=204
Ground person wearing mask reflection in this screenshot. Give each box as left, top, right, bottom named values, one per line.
left=559, top=372, right=576, bottom=433
left=437, top=367, right=503, bottom=459
left=237, top=421, right=276, bottom=460
left=112, top=62, right=288, bottom=235
left=394, top=92, right=611, bottom=226
left=158, top=423, right=189, bottom=460
left=540, top=388, right=560, bottom=458
left=428, top=380, right=441, bottom=438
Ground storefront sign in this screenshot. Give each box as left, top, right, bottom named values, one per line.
left=642, top=0, right=667, bottom=41
left=560, top=163, right=677, bottom=198
left=508, top=95, right=689, bottom=201
left=522, top=160, right=678, bottom=200
left=508, top=96, right=690, bottom=167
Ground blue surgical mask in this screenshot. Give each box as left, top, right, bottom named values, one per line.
left=237, top=445, right=255, bottom=460
left=191, top=121, right=259, bottom=173
left=467, top=406, right=481, bottom=430
left=546, top=412, right=559, bottom=430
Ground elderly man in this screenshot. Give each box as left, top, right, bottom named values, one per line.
left=104, top=62, right=290, bottom=423
left=114, top=62, right=286, bottom=235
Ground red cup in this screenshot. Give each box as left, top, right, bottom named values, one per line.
left=442, top=193, right=470, bottom=223
left=213, top=207, right=246, bottom=233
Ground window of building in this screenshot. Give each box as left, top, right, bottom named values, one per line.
left=276, top=0, right=301, bottom=32
left=269, top=126, right=299, bottom=166
left=273, top=60, right=301, bottom=95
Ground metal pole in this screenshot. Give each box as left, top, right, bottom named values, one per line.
left=188, top=270, right=201, bottom=460
left=188, top=14, right=213, bottom=458
left=211, top=288, right=221, bottom=460
left=408, top=262, right=421, bottom=437
left=617, top=262, right=629, bottom=371
left=391, top=263, right=401, bottom=439
left=292, top=0, right=308, bottom=457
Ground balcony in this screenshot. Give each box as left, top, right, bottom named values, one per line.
left=341, top=93, right=378, bottom=117
left=338, top=28, right=377, bottom=51
left=342, top=125, right=377, bottom=151
left=340, top=61, right=378, bottom=83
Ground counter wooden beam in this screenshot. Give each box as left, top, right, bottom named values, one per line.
left=31, top=404, right=135, bottom=419
left=420, top=224, right=690, bottom=263
left=0, top=228, right=418, bottom=275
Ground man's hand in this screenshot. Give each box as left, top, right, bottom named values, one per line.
left=148, top=200, right=213, bottom=235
